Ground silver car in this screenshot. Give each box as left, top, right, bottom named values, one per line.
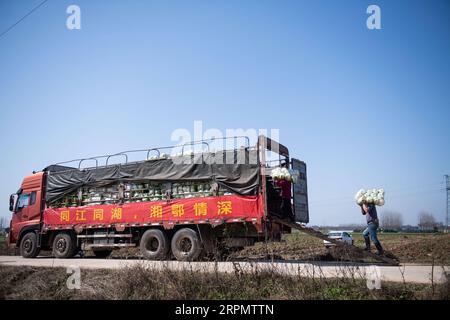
left=323, top=231, right=354, bottom=248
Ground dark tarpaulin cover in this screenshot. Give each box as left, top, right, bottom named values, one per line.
left=45, top=158, right=259, bottom=203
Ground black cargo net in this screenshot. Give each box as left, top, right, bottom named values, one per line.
left=45, top=155, right=259, bottom=206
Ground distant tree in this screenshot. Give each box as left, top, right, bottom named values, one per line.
left=418, top=211, right=437, bottom=229
left=380, top=211, right=403, bottom=230
left=338, top=223, right=366, bottom=229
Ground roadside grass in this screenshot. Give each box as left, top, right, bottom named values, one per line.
left=0, top=235, right=16, bottom=256
left=0, top=264, right=448, bottom=300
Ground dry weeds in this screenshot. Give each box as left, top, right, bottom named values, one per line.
left=0, top=264, right=448, bottom=300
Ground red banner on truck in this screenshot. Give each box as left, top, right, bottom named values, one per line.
left=43, top=195, right=262, bottom=227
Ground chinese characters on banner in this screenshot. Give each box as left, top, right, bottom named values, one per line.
left=46, top=195, right=259, bottom=225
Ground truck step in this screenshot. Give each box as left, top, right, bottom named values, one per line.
left=77, top=234, right=133, bottom=239
left=82, top=243, right=136, bottom=250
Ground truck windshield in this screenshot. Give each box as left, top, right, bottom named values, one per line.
left=17, top=194, right=30, bottom=209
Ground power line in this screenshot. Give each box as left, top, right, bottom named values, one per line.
left=308, top=182, right=446, bottom=206
left=445, top=175, right=449, bottom=232
left=383, top=181, right=445, bottom=194
left=309, top=188, right=446, bottom=207
left=309, top=181, right=445, bottom=203
left=0, top=0, right=49, bottom=39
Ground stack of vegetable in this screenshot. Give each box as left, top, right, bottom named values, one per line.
left=354, top=188, right=385, bottom=206
left=270, top=167, right=291, bottom=181
left=49, top=179, right=232, bottom=208
left=270, top=167, right=300, bottom=183
left=148, top=153, right=169, bottom=161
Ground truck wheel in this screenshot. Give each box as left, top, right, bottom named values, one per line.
left=52, top=233, right=77, bottom=259
left=92, top=249, right=112, bottom=258
left=140, top=229, right=170, bottom=260
left=20, top=232, right=40, bottom=258
left=171, top=228, right=202, bottom=261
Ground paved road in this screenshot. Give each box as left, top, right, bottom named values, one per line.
left=0, top=256, right=448, bottom=284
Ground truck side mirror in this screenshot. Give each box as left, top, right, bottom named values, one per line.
left=9, top=194, right=16, bottom=212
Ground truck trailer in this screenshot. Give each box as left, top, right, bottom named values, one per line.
left=7, top=135, right=309, bottom=261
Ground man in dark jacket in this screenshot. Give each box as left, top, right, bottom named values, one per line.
left=361, top=203, right=384, bottom=255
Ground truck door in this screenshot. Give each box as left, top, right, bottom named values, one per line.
left=291, top=158, right=309, bottom=223
left=17, top=191, right=39, bottom=221
left=10, top=191, right=37, bottom=241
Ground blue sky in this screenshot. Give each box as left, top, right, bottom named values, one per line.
left=0, top=0, right=449, bottom=226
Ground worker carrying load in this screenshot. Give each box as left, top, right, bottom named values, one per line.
left=355, top=188, right=385, bottom=255
left=270, top=162, right=296, bottom=222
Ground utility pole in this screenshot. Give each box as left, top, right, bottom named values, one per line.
left=446, top=175, right=450, bottom=233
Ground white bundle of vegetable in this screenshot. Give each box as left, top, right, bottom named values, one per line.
left=271, top=167, right=293, bottom=181
left=355, top=188, right=385, bottom=206
left=148, top=153, right=169, bottom=161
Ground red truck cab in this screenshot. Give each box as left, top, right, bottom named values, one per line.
left=8, top=172, right=45, bottom=252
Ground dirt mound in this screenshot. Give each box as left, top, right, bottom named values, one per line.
left=229, top=233, right=445, bottom=264
left=387, top=234, right=450, bottom=264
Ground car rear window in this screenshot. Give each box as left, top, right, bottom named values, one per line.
left=328, top=232, right=341, bottom=237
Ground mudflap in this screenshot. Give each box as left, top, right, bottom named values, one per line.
left=196, top=224, right=217, bottom=255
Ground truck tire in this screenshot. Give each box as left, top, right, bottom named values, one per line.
left=140, top=229, right=170, bottom=260
left=20, top=232, right=40, bottom=258
left=52, top=232, right=77, bottom=259
left=171, top=228, right=202, bottom=261
left=92, top=249, right=112, bottom=258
